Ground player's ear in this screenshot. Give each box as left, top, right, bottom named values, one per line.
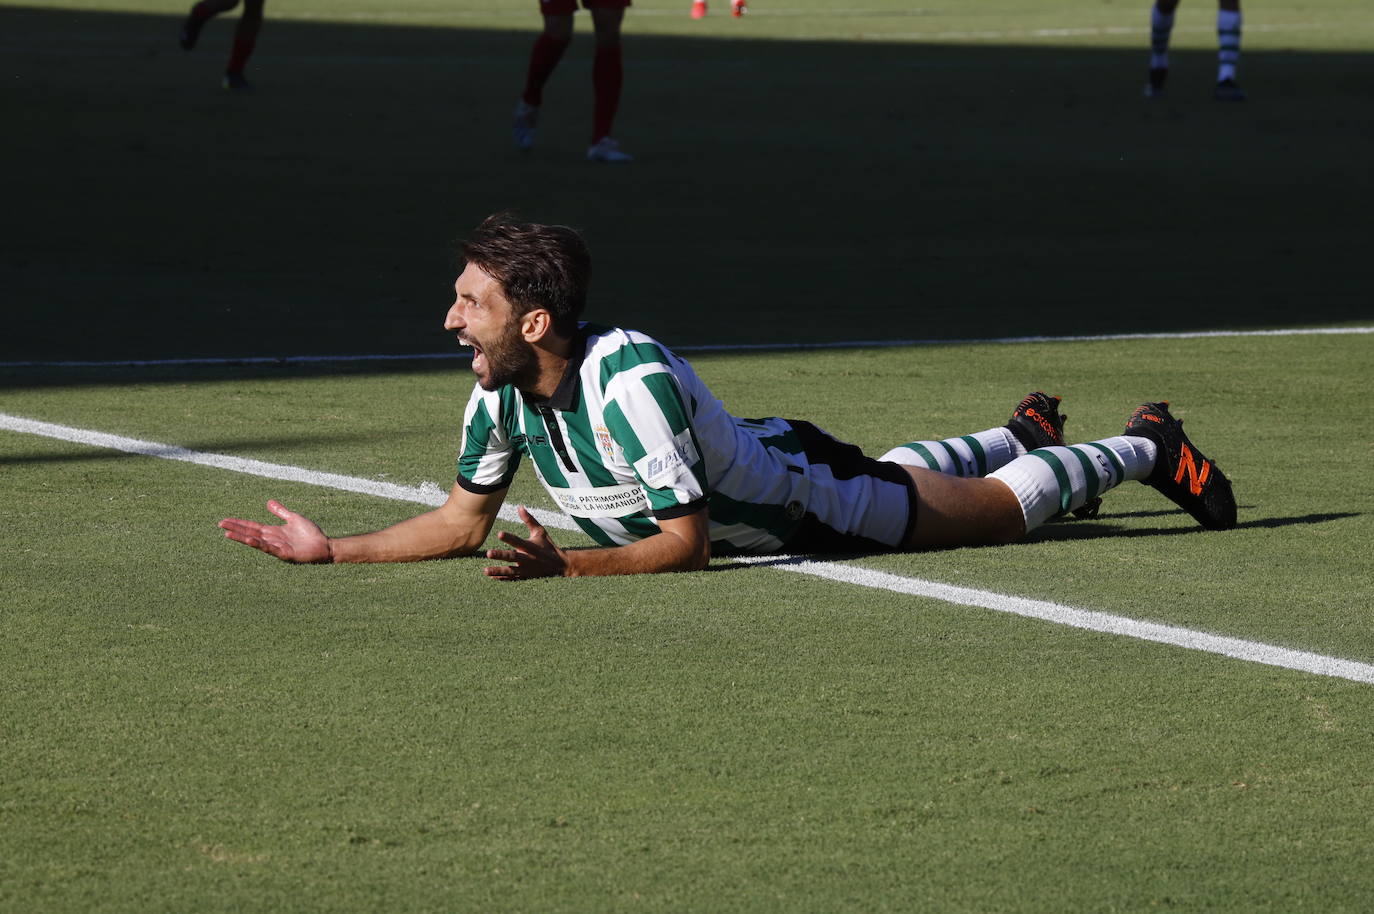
left=520, top=308, right=553, bottom=343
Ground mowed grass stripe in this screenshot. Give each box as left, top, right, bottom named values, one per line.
left=6, top=410, right=1373, bottom=686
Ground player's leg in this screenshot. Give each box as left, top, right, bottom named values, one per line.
left=900, top=399, right=1236, bottom=550
left=880, top=391, right=1065, bottom=479
left=223, top=0, right=264, bottom=90
left=180, top=0, right=239, bottom=51
left=881, top=429, right=1021, bottom=479
left=891, top=440, right=1143, bottom=550
left=586, top=3, right=633, bottom=162
left=1214, top=0, right=1245, bottom=100
left=514, top=12, right=573, bottom=151
left=982, top=437, right=1158, bottom=536
left=1145, top=0, right=1179, bottom=97
left=980, top=401, right=1236, bottom=538
left=901, top=469, right=1026, bottom=548
left=690, top=0, right=707, bottom=18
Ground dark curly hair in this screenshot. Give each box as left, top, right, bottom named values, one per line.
left=459, top=213, right=591, bottom=337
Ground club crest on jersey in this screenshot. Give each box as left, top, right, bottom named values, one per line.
left=594, top=425, right=616, bottom=458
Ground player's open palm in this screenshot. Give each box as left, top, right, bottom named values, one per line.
left=218, top=500, right=332, bottom=564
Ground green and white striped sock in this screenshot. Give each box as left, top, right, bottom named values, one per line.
left=989, top=436, right=1158, bottom=531
left=880, top=427, right=1021, bottom=478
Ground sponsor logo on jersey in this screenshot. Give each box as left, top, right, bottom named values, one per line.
left=636, top=430, right=701, bottom=489
left=544, top=483, right=650, bottom=518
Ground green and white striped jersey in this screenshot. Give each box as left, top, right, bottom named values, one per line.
left=456, top=324, right=813, bottom=554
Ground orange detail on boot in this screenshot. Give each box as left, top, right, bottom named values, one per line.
left=1173, top=443, right=1212, bottom=495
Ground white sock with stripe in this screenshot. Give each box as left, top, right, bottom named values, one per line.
left=989, top=436, right=1157, bottom=531
left=879, top=427, right=1021, bottom=479
left=1217, top=9, right=1242, bottom=82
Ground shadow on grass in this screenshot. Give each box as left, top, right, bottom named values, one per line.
left=701, top=511, right=1359, bottom=569
left=1026, top=510, right=1359, bottom=542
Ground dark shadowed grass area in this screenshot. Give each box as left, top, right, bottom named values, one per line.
left=3, top=2, right=1372, bottom=379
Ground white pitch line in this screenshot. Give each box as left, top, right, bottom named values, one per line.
left=3, top=325, right=1370, bottom=370
left=860, top=21, right=1335, bottom=41
left=4, top=410, right=1372, bottom=686
left=0, top=412, right=575, bottom=534
left=730, top=557, right=1374, bottom=684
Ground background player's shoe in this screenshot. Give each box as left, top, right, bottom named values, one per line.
left=1144, top=67, right=1167, bottom=98
left=223, top=71, right=252, bottom=91
left=690, top=1, right=707, bottom=18
left=1006, top=391, right=1067, bottom=451
left=179, top=13, right=204, bottom=50
left=731, top=0, right=747, bottom=16
left=1213, top=78, right=1247, bottom=101
left=513, top=100, right=538, bottom=151
left=587, top=137, right=633, bottom=163
left=1124, top=401, right=1236, bottom=529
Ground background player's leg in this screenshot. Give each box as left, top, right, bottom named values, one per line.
left=515, top=14, right=573, bottom=151
left=1214, top=0, right=1245, bottom=99
left=224, top=0, right=264, bottom=90
left=523, top=14, right=573, bottom=108
left=180, top=0, right=239, bottom=51
left=587, top=7, right=632, bottom=162
left=1146, top=0, right=1179, bottom=96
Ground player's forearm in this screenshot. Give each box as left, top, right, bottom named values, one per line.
left=561, top=528, right=710, bottom=577
left=328, top=509, right=487, bottom=563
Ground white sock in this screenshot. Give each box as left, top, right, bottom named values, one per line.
left=880, top=427, right=1021, bottom=478
left=1217, top=9, right=1242, bottom=81
left=1151, top=4, right=1175, bottom=69
left=989, top=436, right=1157, bottom=531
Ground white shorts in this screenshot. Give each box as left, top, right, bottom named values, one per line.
left=780, top=421, right=916, bottom=553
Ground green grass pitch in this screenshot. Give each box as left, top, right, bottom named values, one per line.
left=2, top=0, right=1373, bottom=911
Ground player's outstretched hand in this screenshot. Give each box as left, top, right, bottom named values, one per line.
left=218, top=500, right=332, bottom=564
left=484, top=505, right=567, bottom=580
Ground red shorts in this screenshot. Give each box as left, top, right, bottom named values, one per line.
left=539, top=0, right=629, bottom=14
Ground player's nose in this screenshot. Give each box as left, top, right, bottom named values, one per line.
left=444, top=301, right=465, bottom=331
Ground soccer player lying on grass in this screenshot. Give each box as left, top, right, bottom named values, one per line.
left=218, top=215, right=1237, bottom=580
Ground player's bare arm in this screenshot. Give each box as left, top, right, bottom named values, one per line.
left=484, top=506, right=711, bottom=581
left=218, top=482, right=506, bottom=564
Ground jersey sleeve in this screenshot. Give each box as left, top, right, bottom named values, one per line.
left=601, top=365, right=710, bottom=518
left=456, top=384, right=521, bottom=494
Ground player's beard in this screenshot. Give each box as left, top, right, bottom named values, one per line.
left=471, top=317, right=540, bottom=392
